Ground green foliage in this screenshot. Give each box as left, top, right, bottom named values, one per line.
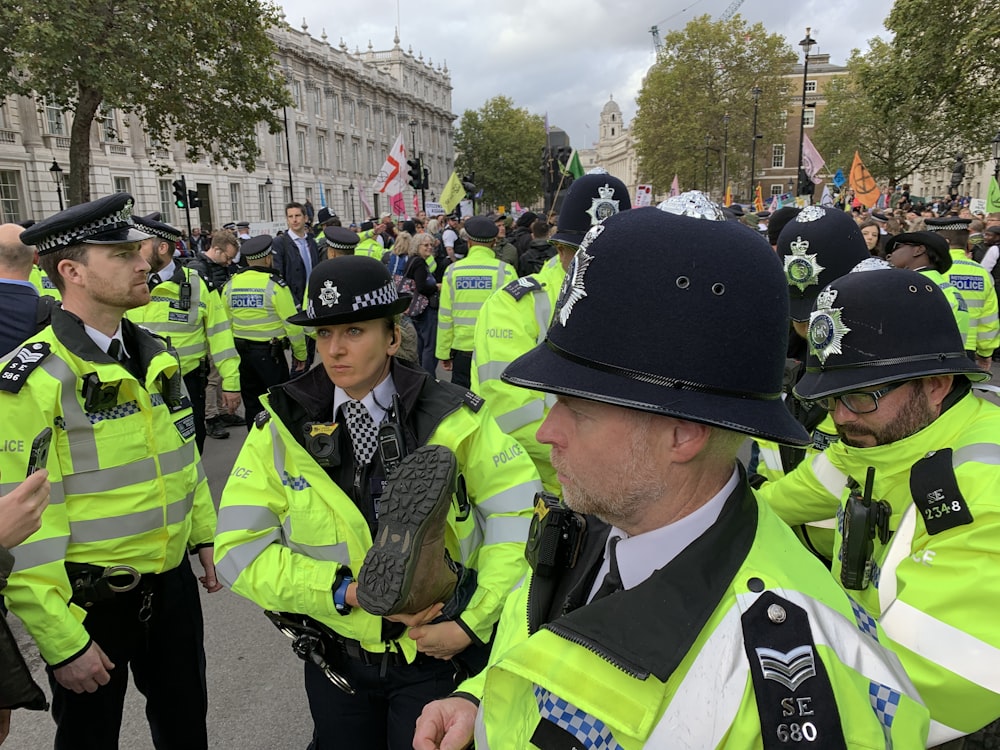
left=0, top=0, right=291, bottom=203
left=633, top=14, right=795, bottom=200
left=454, top=96, right=546, bottom=210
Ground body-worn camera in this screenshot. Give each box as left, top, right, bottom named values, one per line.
left=840, top=467, right=891, bottom=590
left=525, top=492, right=586, bottom=578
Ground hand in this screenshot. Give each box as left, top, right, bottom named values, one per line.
left=197, top=547, right=222, bottom=593
left=441, top=359, right=453, bottom=372
left=976, top=356, right=992, bottom=372
left=291, top=357, right=307, bottom=372
left=53, top=642, right=114, bottom=694
left=221, top=391, right=241, bottom=414
left=408, top=620, right=472, bottom=660
left=0, top=708, right=9, bottom=746
left=0, top=469, right=50, bottom=548
left=385, top=601, right=444, bottom=628
left=413, top=697, right=477, bottom=750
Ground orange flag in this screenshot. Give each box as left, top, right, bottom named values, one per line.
left=753, top=184, right=765, bottom=212
left=849, top=151, right=880, bottom=208
left=724, top=183, right=732, bottom=207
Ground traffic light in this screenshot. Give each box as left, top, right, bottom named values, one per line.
left=421, top=166, right=430, bottom=190
left=172, top=178, right=186, bottom=209
left=407, top=158, right=422, bottom=190
left=187, top=189, right=202, bottom=209
left=461, top=173, right=477, bottom=200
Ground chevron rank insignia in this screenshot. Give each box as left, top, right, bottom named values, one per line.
left=0, top=342, right=52, bottom=393
left=503, top=276, right=541, bottom=300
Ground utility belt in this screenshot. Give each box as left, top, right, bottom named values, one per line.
left=65, top=562, right=173, bottom=623
left=235, top=337, right=288, bottom=360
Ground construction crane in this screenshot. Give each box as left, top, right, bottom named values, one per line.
left=719, top=0, right=745, bottom=21
left=650, top=0, right=745, bottom=56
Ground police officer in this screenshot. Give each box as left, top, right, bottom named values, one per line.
left=222, top=234, right=307, bottom=428
left=757, top=268, right=1000, bottom=746
left=128, top=214, right=241, bottom=453
left=471, top=173, right=632, bottom=494
left=1, top=194, right=220, bottom=749
left=435, top=216, right=516, bottom=388
left=416, top=199, right=929, bottom=749
left=214, top=256, right=541, bottom=750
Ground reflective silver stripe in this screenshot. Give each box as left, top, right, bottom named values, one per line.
left=757, top=444, right=783, bottom=472
left=215, top=530, right=282, bottom=587
left=10, top=535, right=69, bottom=573
left=62, top=458, right=157, bottom=495
left=287, top=539, right=350, bottom=564
left=459, top=521, right=484, bottom=562
left=483, top=515, right=531, bottom=546
left=175, top=342, right=208, bottom=358
left=165, top=492, right=194, bottom=526
left=877, top=504, right=915, bottom=615
left=965, top=298, right=985, bottom=308
left=953, top=443, right=1000, bottom=467
left=805, top=518, right=837, bottom=529
left=495, top=401, right=545, bottom=434
left=453, top=316, right=479, bottom=327
left=160, top=441, right=197, bottom=476
left=238, top=328, right=286, bottom=341
left=41, top=357, right=99, bottom=472
left=476, top=360, right=508, bottom=386
left=70, top=493, right=191, bottom=544
left=534, top=292, right=552, bottom=340
left=928, top=719, right=966, bottom=746
left=216, top=504, right=282, bottom=535
left=206, top=320, right=230, bottom=337
left=212, top=346, right=238, bottom=361
left=0, top=481, right=65, bottom=505
left=881, top=599, right=1000, bottom=694
left=140, top=321, right=196, bottom=334
left=438, top=320, right=453, bottom=330
left=478, top=481, right=538, bottom=516
left=811, top=452, right=848, bottom=498
left=454, top=302, right=485, bottom=311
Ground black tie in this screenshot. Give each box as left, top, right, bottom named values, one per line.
left=107, top=339, right=125, bottom=362
left=591, top=536, right=623, bottom=602
left=147, top=273, right=161, bottom=291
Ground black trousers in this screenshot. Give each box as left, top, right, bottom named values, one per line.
left=235, top=339, right=289, bottom=429
left=449, top=349, right=473, bottom=389
left=46, top=556, right=208, bottom=750
left=182, top=369, right=207, bottom=455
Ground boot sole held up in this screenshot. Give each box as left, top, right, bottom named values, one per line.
left=356, top=445, right=457, bottom=616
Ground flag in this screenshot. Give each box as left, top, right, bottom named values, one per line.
left=988, top=176, right=1000, bottom=213
left=389, top=193, right=406, bottom=217
left=374, top=131, right=406, bottom=195
left=849, top=151, right=880, bottom=208
left=820, top=185, right=834, bottom=207
left=724, top=183, right=732, bottom=207
left=802, top=133, right=825, bottom=184
left=356, top=177, right=374, bottom=219
left=439, top=171, right=464, bottom=213
left=832, top=169, right=846, bottom=188
left=318, top=182, right=326, bottom=207
left=670, top=174, right=680, bottom=198
left=413, top=194, right=419, bottom=215
left=512, top=201, right=523, bottom=213
left=769, top=194, right=779, bottom=212
left=753, top=184, right=765, bottom=212
left=559, top=150, right=585, bottom=180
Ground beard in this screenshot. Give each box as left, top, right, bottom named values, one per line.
left=836, top=385, right=935, bottom=447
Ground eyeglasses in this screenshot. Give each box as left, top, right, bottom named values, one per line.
left=810, top=382, right=907, bottom=414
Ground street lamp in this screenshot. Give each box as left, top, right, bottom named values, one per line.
left=749, top=86, right=762, bottom=200
left=722, top=113, right=730, bottom=202
left=49, top=159, right=64, bottom=210
left=992, top=130, right=1000, bottom=182
left=796, top=27, right=816, bottom=199
left=348, top=183, right=356, bottom=224
left=264, top=177, right=274, bottom=221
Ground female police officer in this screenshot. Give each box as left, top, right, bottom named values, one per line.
left=214, top=255, right=540, bottom=749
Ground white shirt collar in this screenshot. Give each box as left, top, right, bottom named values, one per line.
left=589, top=465, right=740, bottom=599
left=333, top=372, right=396, bottom=426
left=156, top=260, right=176, bottom=281
left=84, top=323, right=128, bottom=359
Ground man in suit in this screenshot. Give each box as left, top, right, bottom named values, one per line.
left=0, top=223, right=46, bottom=356
left=272, top=202, right=319, bottom=307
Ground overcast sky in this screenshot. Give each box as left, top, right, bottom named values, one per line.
left=278, top=0, right=895, bottom=148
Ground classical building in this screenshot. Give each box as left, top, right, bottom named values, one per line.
left=0, top=18, right=455, bottom=228
left=576, top=96, right=639, bottom=198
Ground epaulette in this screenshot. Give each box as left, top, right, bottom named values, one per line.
left=462, top=390, right=485, bottom=413
left=273, top=276, right=288, bottom=288
left=254, top=410, right=271, bottom=429
left=0, top=342, right=52, bottom=393
left=503, top=277, right=542, bottom=301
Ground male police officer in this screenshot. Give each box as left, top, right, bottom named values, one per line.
left=222, top=234, right=306, bottom=428
left=1, top=194, right=219, bottom=749
left=757, top=268, right=1000, bottom=745
left=129, top=214, right=241, bottom=453
left=416, top=198, right=929, bottom=749
left=436, top=216, right=516, bottom=389
left=471, top=174, right=631, bottom=493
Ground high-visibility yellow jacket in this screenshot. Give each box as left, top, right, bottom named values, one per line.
left=463, top=478, right=929, bottom=748
left=436, top=246, right=516, bottom=359
left=29, top=265, right=61, bottom=301
left=354, top=230, right=382, bottom=260
left=0, top=309, right=215, bottom=665
left=472, top=257, right=563, bottom=494
left=946, top=249, right=999, bottom=356
left=222, top=267, right=306, bottom=361
left=127, top=264, right=240, bottom=391
left=757, top=390, right=1000, bottom=743
left=920, top=267, right=970, bottom=344
left=215, top=359, right=542, bottom=659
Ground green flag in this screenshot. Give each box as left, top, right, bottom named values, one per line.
left=439, top=171, right=464, bottom=213
left=988, top=176, right=1000, bottom=214
left=559, top=149, right=585, bottom=180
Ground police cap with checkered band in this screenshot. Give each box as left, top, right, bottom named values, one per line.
left=133, top=213, right=182, bottom=244
left=240, top=234, right=273, bottom=261
left=21, top=193, right=150, bottom=255
left=549, top=172, right=632, bottom=247
left=502, top=194, right=811, bottom=446
left=287, top=255, right=411, bottom=326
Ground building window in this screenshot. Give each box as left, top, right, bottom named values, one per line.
left=258, top=184, right=268, bottom=221
left=352, top=140, right=360, bottom=172
left=0, top=170, right=23, bottom=222
left=45, top=101, right=65, bottom=135
left=312, top=89, right=322, bottom=118
left=112, top=176, right=130, bottom=194
left=305, top=187, right=313, bottom=205
left=296, top=129, right=307, bottom=166
left=331, top=94, right=340, bottom=121
left=230, top=183, right=241, bottom=220
left=276, top=132, right=286, bottom=163
left=348, top=99, right=356, bottom=126
left=100, top=108, right=118, bottom=141
left=324, top=187, right=332, bottom=208
left=803, top=108, right=816, bottom=128
left=364, top=105, right=371, bottom=130
left=805, top=80, right=817, bottom=93
left=770, top=184, right=783, bottom=196
left=342, top=189, right=350, bottom=219
left=772, top=144, right=785, bottom=168
left=367, top=144, right=375, bottom=175
left=291, top=80, right=302, bottom=110
left=283, top=186, right=292, bottom=204
left=317, top=134, right=328, bottom=169
left=159, top=179, right=174, bottom=224
left=780, top=110, right=788, bottom=127
left=376, top=108, right=383, bottom=133
left=335, top=136, right=345, bottom=169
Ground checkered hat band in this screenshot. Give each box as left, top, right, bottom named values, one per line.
left=932, top=222, right=969, bottom=231
left=138, top=225, right=180, bottom=243
left=352, top=281, right=397, bottom=312
left=36, top=206, right=136, bottom=253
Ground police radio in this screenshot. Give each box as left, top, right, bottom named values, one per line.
left=81, top=373, right=119, bottom=412
left=377, top=394, right=407, bottom=476
left=840, top=467, right=892, bottom=590
left=525, top=492, right=586, bottom=578
left=178, top=281, right=192, bottom=310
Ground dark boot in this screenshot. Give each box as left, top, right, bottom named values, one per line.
left=356, top=445, right=459, bottom=616
left=206, top=417, right=230, bottom=439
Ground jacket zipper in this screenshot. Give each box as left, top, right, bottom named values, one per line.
left=544, top=621, right=649, bottom=680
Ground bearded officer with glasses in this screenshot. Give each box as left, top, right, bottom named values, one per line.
left=757, top=267, right=1000, bottom=748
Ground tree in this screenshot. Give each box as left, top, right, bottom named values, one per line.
left=0, top=0, right=291, bottom=205
left=633, top=14, right=795, bottom=201
left=454, top=96, right=546, bottom=211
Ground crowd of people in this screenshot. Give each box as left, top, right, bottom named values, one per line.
left=0, top=175, right=999, bottom=750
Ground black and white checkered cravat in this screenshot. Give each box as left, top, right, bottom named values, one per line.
left=343, top=400, right=379, bottom=465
